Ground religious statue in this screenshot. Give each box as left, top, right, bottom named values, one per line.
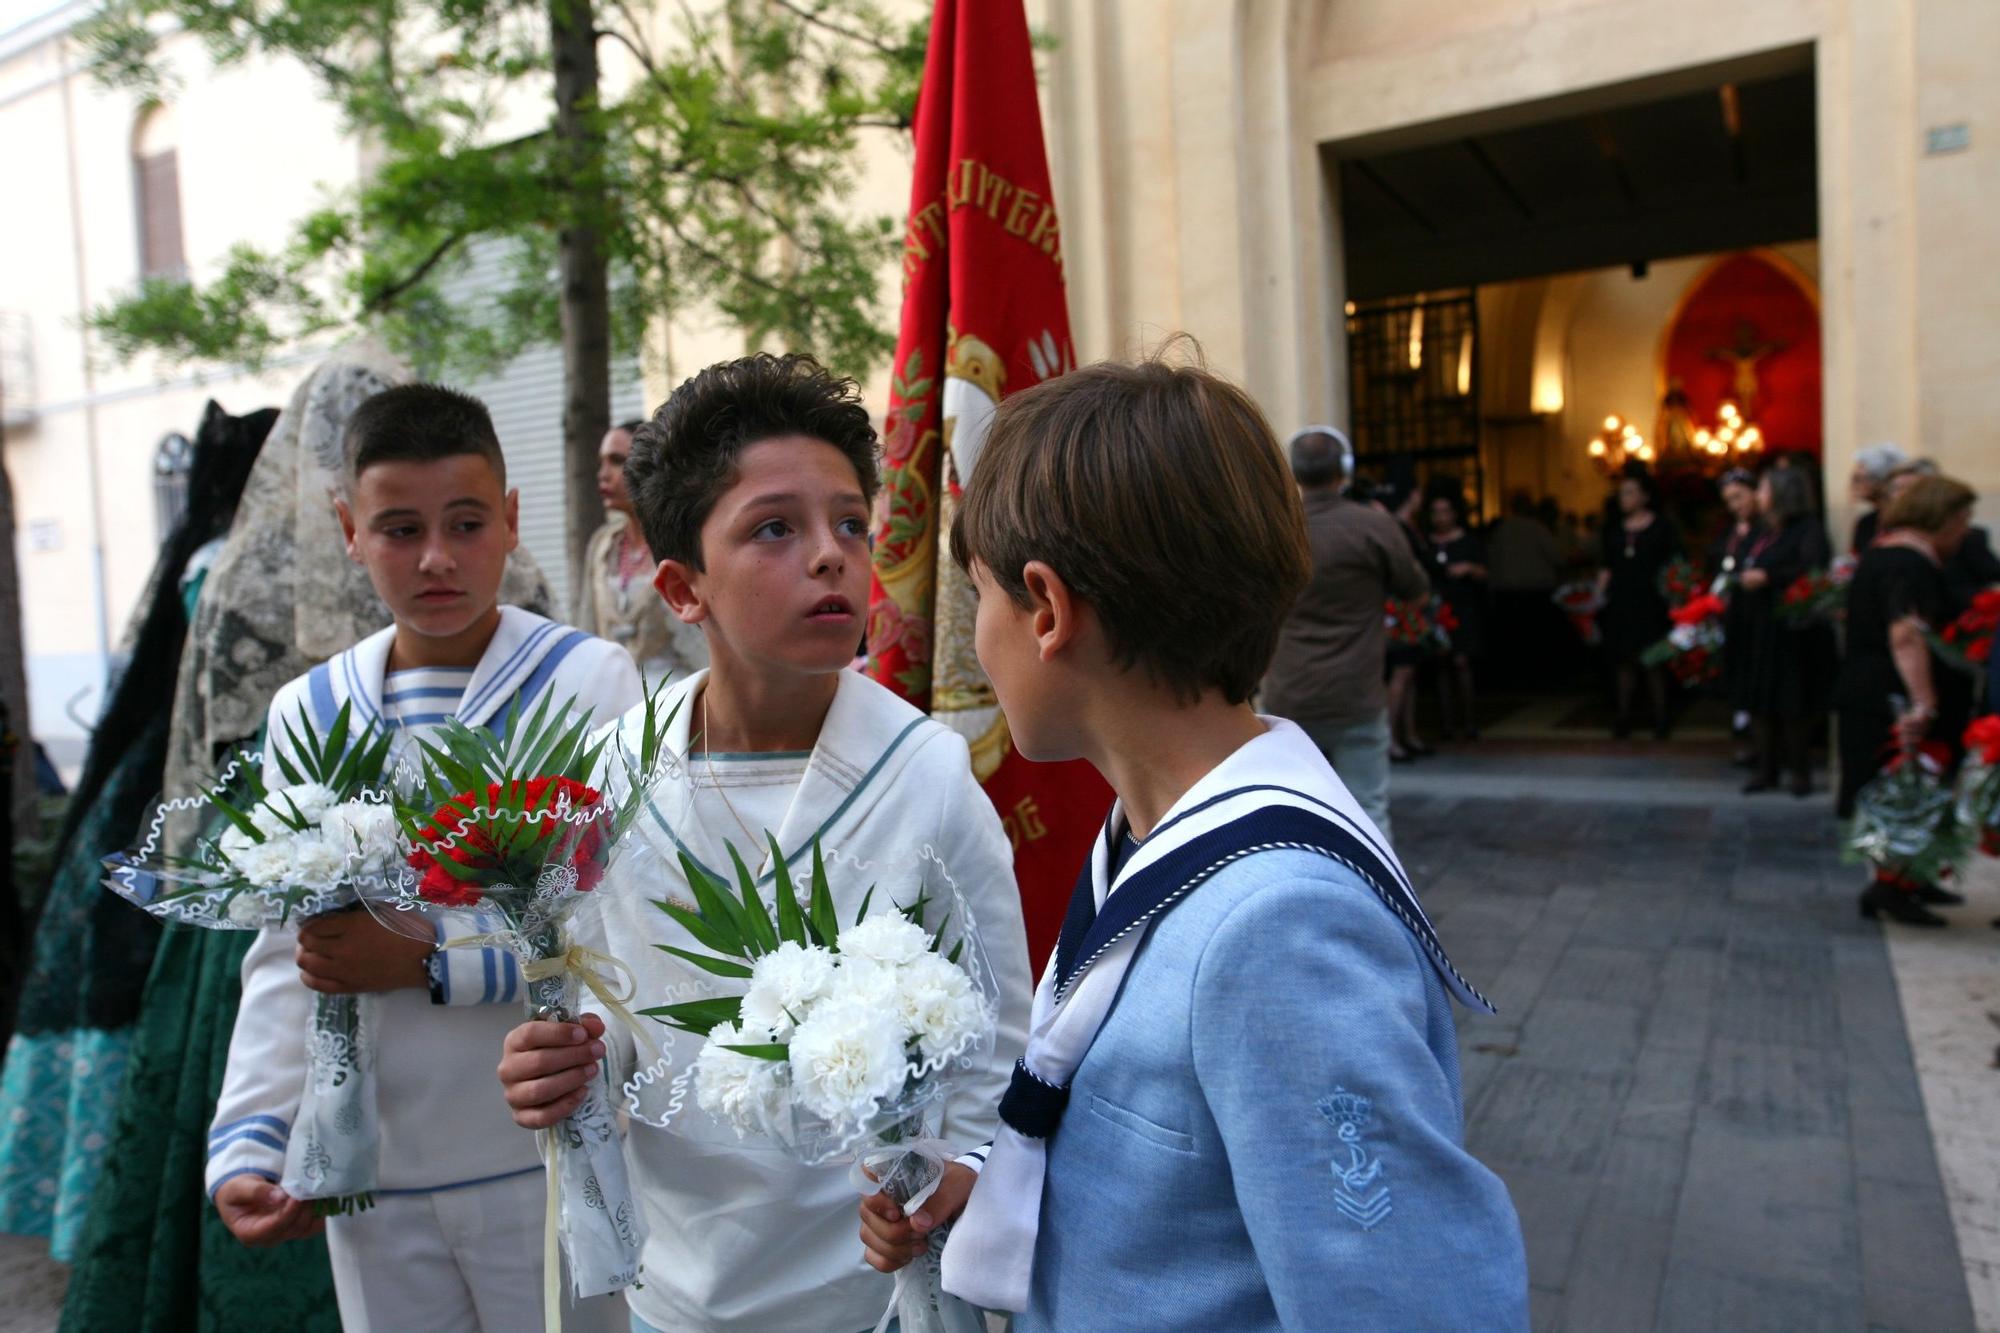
left=1655, top=378, right=1698, bottom=465
left=1708, top=318, right=1786, bottom=418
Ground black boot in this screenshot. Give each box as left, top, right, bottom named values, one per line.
left=1914, top=883, right=1965, bottom=907
left=1859, top=881, right=1948, bottom=927
left=1783, top=718, right=1813, bottom=797
left=1742, top=721, right=1777, bottom=793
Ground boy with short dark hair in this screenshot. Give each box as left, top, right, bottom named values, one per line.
left=859, top=355, right=1529, bottom=1329
left=498, top=353, right=1031, bottom=1333
left=208, top=382, right=642, bottom=1332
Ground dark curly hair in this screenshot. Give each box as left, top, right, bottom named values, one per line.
left=626, top=353, right=881, bottom=569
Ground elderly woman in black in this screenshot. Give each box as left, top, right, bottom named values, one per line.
left=1835, top=474, right=1979, bottom=925
left=1737, top=467, right=1833, bottom=795
left=1710, top=469, right=1762, bottom=762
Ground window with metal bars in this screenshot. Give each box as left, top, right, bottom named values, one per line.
left=1346, top=291, right=1481, bottom=502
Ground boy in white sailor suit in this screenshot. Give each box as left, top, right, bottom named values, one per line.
left=206, top=384, right=641, bottom=1333
left=498, top=354, right=1033, bottom=1333
left=860, top=359, right=1530, bottom=1330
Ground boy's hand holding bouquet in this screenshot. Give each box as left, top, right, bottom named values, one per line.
left=394, top=686, right=680, bottom=1324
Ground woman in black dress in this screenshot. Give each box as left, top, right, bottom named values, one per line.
left=1426, top=487, right=1488, bottom=741
left=1709, top=469, right=1762, bottom=762
left=1383, top=481, right=1432, bottom=761
left=1737, top=467, right=1833, bottom=795
left=1835, top=473, right=1978, bottom=924
left=1595, top=469, right=1680, bottom=738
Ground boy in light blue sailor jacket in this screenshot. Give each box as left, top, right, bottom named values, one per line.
left=206, top=384, right=641, bottom=1332
left=497, top=354, right=1033, bottom=1333
left=858, top=357, right=1530, bottom=1330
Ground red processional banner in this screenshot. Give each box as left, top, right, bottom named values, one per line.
left=865, top=0, right=1113, bottom=972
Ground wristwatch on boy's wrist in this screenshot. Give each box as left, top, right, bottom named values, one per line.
left=424, top=947, right=447, bottom=1005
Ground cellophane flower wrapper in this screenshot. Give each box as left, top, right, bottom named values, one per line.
left=101, top=703, right=403, bottom=1211
left=1845, top=745, right=1970, bottom=890
left=622, top=840, right=999, bottom=1333
left=380, top=688, right=682, bottom=1309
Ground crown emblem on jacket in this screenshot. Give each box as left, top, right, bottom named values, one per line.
left=1318, top=1088, right=1374, bottom=1135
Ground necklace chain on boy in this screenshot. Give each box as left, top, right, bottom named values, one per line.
left=699, top=692, right=771, bottom=873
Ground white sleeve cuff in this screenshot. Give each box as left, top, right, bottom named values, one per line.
left=955, top=1141, right=994, bottom=1175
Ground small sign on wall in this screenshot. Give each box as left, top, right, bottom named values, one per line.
left=26, top=518, right=62, bottom=552
left=1925, top=123, right=1971, bottom=156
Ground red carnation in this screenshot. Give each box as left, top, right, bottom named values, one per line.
left=1965, top=717, right=2000, bottom=766
left=405, top=777, right=607, bottom=906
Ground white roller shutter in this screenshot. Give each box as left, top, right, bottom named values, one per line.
left=438, top=239, right=645, bottom=618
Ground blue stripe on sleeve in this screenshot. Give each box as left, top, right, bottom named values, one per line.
left=209, top=1114, right=290, bottom=1145
left=207, top=1128, right=287, bottom=1159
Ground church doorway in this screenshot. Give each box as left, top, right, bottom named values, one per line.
left=1330, top=59, right=1822, bottom=747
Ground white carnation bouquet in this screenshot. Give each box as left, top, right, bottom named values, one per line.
left=629, top=839, right=997, bottom=1333
left=103, top=702, right=402, bottom=1212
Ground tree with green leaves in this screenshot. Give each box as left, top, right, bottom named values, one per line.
left=83, top=0, right=922, bottom=580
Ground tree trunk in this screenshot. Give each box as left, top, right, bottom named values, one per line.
left=550, top=0, right=611, bottom=618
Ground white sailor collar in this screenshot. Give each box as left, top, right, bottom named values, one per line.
left=305, top=605, right=597, bottom=734
left=635, top=667, right=937, bottom=888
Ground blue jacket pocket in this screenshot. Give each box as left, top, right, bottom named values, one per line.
left=1087, top=1094, right=1196, bottom=1155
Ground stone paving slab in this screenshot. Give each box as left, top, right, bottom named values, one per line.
left=0, top=1235, right=64, bottom=1333
left=1874, top=856, right=2000, bottom=1330
left=1396, top=764, right=1979, bottom=1333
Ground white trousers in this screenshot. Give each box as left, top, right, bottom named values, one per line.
left=327, top=1168, right=545, bottom=1333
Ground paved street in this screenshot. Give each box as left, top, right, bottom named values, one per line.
left=1399, top=747, right=1985, bottom=1332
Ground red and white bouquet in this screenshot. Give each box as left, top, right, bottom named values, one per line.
left=1956, top=716, right=2000, bottom=856
left=1931, top=589, right=2000, bottom=673
left=1777, top=555, right=1858, bottom=626
left=1385, top=595, right=1457, bottom=657
left=391, top=688, right=679, bottom=1316
left=1553, top=581, right=1604, bottom=646
left=1642, top=591, right=1727, bottom=685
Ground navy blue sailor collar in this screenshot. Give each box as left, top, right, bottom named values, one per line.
left=1049, top=764, right=1492, bottom=1015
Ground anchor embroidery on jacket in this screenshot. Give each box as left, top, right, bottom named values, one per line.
left=1319, top=1088, right=1391, bottom=1230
